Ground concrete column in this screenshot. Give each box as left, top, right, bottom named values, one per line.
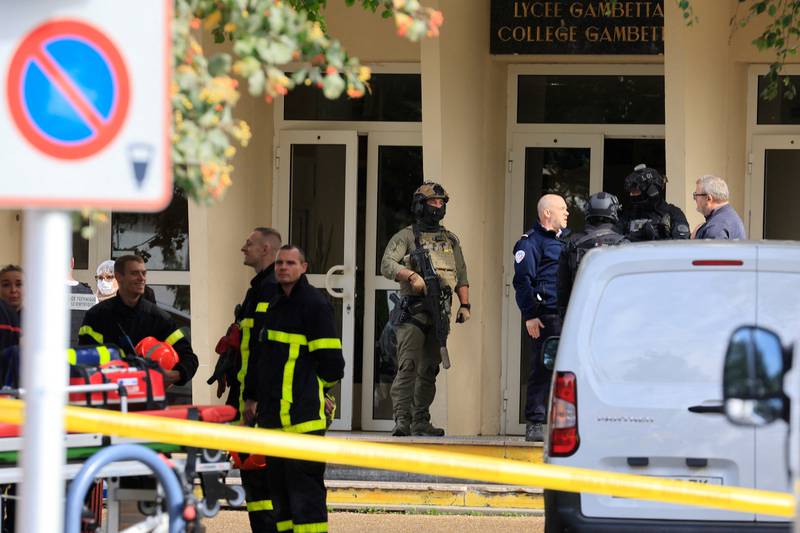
left=664, top=0, right=738, bottom=230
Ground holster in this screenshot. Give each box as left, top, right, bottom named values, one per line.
left=398, top=296, right=429, bottom=333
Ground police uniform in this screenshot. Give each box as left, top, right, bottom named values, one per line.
left=236, top=264, right=279, bottom=533
left=380, top=224, right=468, bottom=435
left=618, top=200, right=690, bottom=241
left=512, top=222, right=564, bottom=435
left=79, top=295, right=198, bottom=385
left=244, top=273, right=344, bottom=533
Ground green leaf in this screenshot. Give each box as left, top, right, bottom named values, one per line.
left=207, top=54, right=232, bottom=77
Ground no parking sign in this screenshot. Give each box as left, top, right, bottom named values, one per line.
left=0, top=1, right=171, bottom=211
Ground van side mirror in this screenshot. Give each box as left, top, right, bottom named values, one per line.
left=542, top=336, right=560, bottom=370
left=723, top=326, right=790, bottom=426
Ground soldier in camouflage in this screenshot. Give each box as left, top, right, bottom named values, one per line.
left=380, top=182, right=471, bottom=437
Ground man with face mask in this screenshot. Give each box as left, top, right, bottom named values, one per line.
left=618, top=164, right=690, bottom=241
left=380, top=182, right=470, bottom=437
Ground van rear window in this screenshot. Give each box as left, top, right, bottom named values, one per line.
left=590, top=272, right=755, bottom=385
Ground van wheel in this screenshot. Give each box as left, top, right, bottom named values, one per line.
left=544, top=490, right=565, bottom=533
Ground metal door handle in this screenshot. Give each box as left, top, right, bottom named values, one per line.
left=324, top=265, right=345, bottom=299
left=688, top=404, right=724, bottom=414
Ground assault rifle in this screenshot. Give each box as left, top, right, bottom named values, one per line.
left=410, top=228, right=453, bottom=369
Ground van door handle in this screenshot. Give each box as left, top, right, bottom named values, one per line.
left=688, top=404, right=724, bottom=414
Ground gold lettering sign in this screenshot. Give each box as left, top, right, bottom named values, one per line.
left=491, top=0, right=664, bottom=55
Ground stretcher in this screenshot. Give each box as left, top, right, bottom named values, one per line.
left=0, top=345, right=246, bottom=533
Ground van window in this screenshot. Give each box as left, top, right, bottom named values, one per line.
left=590, top=271, right=755, bottom=384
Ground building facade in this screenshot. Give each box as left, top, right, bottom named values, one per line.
left=2, top=0, right=799, bottom=435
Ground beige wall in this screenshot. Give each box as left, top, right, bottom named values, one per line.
left=0, top=211, right=22, bottom=266
left=191, top=38, right=276, bottom=404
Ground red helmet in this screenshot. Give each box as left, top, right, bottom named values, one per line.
left=135, top=337, right=179, bottom=371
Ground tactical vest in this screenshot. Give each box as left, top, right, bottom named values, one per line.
left=567, top=228, right=626, bottom=281
left=412, top=230, right=459, bottom=290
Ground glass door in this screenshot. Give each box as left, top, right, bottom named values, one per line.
left=361, top=132, right=423, bottom=431
left=503, top=133, right=602, bottom=435
left=276, top=130, right=357, bottom=430
left=750, top=135, right=800, bottom=239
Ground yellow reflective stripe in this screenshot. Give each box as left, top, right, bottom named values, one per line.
left=294, top=522, right=328, bottom=533
left=308, top=338, right=341, bottom=352
left=317, top=378, right=326, bottom=423
left=165, top=329, right=184, bottom=346
left=239, top=318, right=254, bottom=329
left=319, top=378, right=338, bottom=389
left=97, top=346, right=111, bottom=365
left=78, top=326, right=103, bottom=344
left=67, top=349, right=76, bottom=365
left=268, top=329, right=307, bottom=346
left=255, top=302, right=269, bottom=313
left=246, top=499, right=273, bottom=512
left=280, top=343, right=301, bottom=427
left=282, top=417, right=327, bottom=434
left=237, top=325, right=252, bottom=416
left=276, top=520, right=293, bottom=532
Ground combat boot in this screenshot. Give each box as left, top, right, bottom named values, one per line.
left=411, top=421, right=445, bottom=437
left=391, top=419, right=411, bottom=437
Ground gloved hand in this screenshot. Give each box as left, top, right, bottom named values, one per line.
left=215, top=373, right=227, bottom=398
left=456, top=304, right=471, bottom=323
left=325, top=392, right=337, bottom=428
left=408, top=272, right=427, bottom=295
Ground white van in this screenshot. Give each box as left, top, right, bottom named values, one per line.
left=544, top=241, right=798, bottom=532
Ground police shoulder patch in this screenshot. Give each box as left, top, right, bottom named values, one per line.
left=515, top=250, right=526, bottom=263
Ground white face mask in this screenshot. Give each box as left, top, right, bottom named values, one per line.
left=97, top=279, right=115, bottom=295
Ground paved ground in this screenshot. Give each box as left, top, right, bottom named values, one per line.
left=203, top=510, right=545, bottom=532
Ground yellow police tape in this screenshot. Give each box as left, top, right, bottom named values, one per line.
left=0, top=398, right=792, bottom=517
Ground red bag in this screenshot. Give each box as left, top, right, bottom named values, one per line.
left=69, top=359, right=166, bottom=409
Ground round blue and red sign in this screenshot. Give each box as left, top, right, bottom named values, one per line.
left=6, top=20, right=130, bottom=160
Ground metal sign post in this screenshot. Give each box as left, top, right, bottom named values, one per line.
left=0, top=2, right=171, bottom=531
left=19, top=211, right=71, bottom=533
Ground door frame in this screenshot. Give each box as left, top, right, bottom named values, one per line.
left=360, top=131, right=422, bottom=431
left=749, top=135, right=800, bottom=240
left=274, top=129, right=358, bottom=430
left=502, top=133, right=603, bottom=435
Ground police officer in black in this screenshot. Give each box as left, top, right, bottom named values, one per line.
left=79, top=255, right=198, bottom=386
left=618, top=164, right=690, bottom=241
left=557, top=192, right=627, bottom=316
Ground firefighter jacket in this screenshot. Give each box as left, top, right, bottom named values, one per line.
left=244, top=274, right=345, bottom=434
left=79, top=295, right=199, bottom=385
left=232, top=264, right=280, bottom=415
left=0, top=300, right=20, bottom=352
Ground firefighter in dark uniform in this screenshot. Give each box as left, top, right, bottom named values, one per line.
left=618, top=164, right=690, bottom=241
left=243, top=245, right=345, bottom=533
left=79, top=255, right=198, bottom=386
left=211, top=228, right=282, bottom=532
left=380, top=182, right=471, bottom=438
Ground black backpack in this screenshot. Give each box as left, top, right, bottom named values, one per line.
left=567, top=228, right=627, bottom=281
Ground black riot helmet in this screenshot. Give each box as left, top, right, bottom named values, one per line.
left=411, top=181, right=449, bottom=224
left=586, top=192, right=621, bottom=224
left=623, top=164, right=666, bottom=207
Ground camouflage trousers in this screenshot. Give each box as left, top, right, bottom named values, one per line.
left=390, top=314, right=441, bottom=425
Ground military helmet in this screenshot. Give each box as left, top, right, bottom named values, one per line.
left=413, top=182, right=449, bottom=203
left=411, top=181, right=449, bottom=217
left=586, top=192, right=621, bottom=223
left=624, top=163, right=666, bottom=201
